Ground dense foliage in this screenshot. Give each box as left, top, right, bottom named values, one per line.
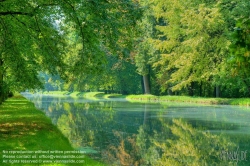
left=0, top=0, right=141, bottom=103
left=1, top=0, right=250, bottom=102
left=134, top=0, right=250, bottom=97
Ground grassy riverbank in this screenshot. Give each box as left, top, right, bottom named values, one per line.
left=35, top=91, right=125, bottom=99
left=0, top=95, right=105, bottom=166
left=35, top=91, right=250, bottom=106
left=126, top=94, right=250, bottom=106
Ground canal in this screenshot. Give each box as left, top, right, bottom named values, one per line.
left=22, top=93, right=250, bottom=166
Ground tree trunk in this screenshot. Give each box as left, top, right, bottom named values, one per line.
left=141, top=76, right=145, bottom=94
left=199, top=82, right=202, bottom=97
left=216, top=85, right=220, bottom=98
left=143, top=75, right=150, bottom=94
left=167, top=89, right=173, bottom=95
left=0, top=84, right=3, bottom=104
left=243, top=79, right=250, bottom=97
left=0, top=58, right=3, bottom=104
left=188, top=82, right=194, bottom=96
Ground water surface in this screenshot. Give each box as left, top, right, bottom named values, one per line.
left=22, top=93, right=250, bottom=166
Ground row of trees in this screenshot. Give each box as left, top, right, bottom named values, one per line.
left=0, top=0, right=141, bottom=103
left=1, top=0, right=250, bottom=103
left=135, top=0, right=250, bottom=97
left=40, top=55, right=142, bottom=95
left=44, top=0, right=250, bottom=98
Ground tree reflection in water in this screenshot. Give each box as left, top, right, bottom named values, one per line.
left=25, top=94, right=249, bottom=166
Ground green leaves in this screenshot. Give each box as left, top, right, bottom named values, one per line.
left=148, top=0, right=230, bottom=93
left=222, top=0, right=250, bottom=95
left=0, top=0, right=142, bottom=99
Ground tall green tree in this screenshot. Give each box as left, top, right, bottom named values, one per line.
left=224, top=0, right=250, bottom=96
left=151, top=0, right=229, bottom=96
left=0, top=0, right=141, bottom=103
left=134, top=0, right=156, bottom=94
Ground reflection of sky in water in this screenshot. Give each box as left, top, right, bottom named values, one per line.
left=22, top=93, right=250, bottom=166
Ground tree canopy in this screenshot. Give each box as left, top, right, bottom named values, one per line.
left=0, top=0, right=141, bottom=103
left=133, top=0, right=250, bottom=97
left=1, top=0, right=250, bottom=101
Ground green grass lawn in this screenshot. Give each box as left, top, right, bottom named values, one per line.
left=126, top=94, right=250, bottom=106
left=0, top=95, right=105, bottom=166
